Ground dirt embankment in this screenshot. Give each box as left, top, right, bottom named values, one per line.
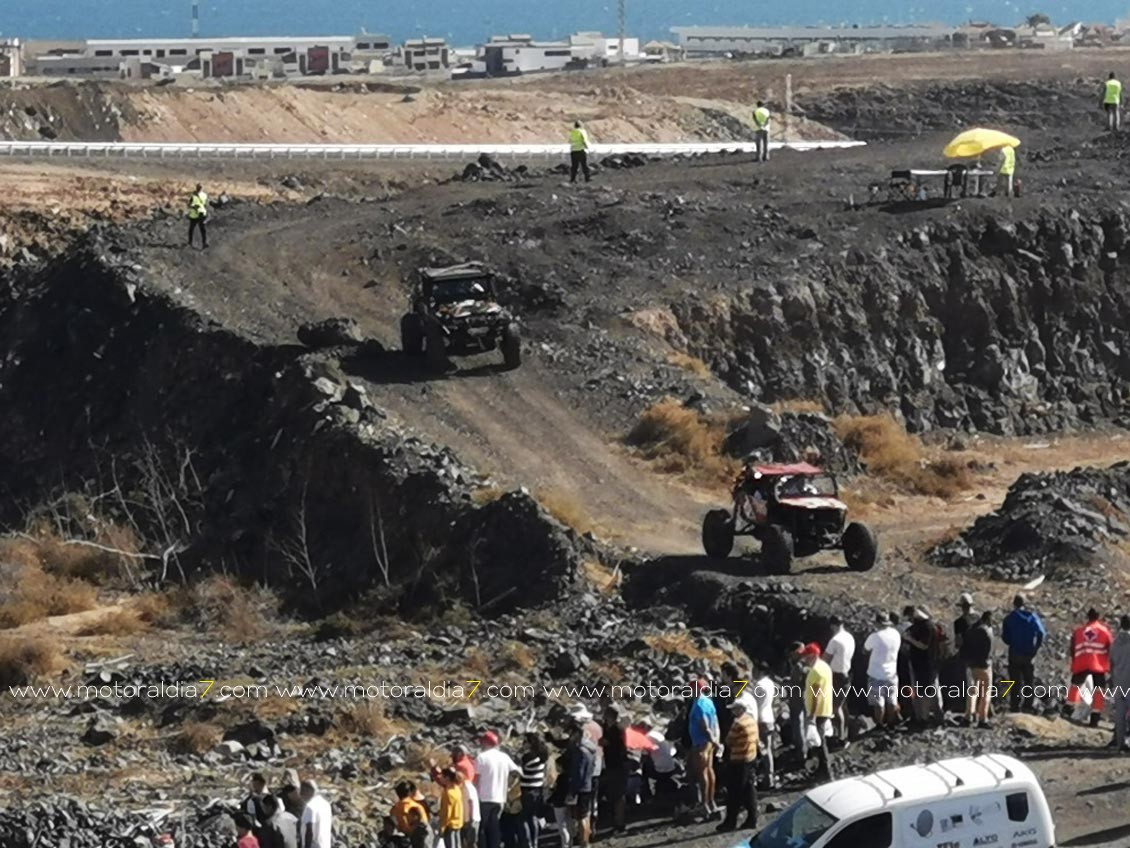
left=0, top=79, right=823, bottom=145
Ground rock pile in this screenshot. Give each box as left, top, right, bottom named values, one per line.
left=932, top=462, right=1130, bottom=581
left=723, top=403, right=861, bottom=474
left=458, top=154, right=530, bottom=183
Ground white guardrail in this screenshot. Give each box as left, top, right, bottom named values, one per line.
left=0, top=139, right=864, bottom=161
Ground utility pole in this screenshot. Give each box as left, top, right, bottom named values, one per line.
left=191, top=0, right=199, bottom=38
left=618, top=0, right=626, bottom=66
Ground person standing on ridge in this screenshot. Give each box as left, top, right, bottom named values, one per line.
left=1001, top=593, right=1046, bottom=713
left=1110, top=615, right=1130, bottom=751
left=1069, top=608, right=1113, bottom=727
left=716, top=697, right=759, bottom=833
left=753, top=101, right=771, bottom=162
left=996, top=145, right=1016, bottom=198
left=474, top=731, right=521, bottom=848
left=962, top=610, right=994, bottom=728
left=568, top=121, right=592, bottom=184
left=1103, top=71, right=1123, bottom=132
left=187, top=183, right=209, bottom=249
left=800, top=643, right=835, bottom=780
left=687, top=678, right=720, bottom=821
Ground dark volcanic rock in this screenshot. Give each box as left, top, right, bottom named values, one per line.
left=297, top=317, right=364, bottom=348
left=932, top=461, right=1130, bottom=581
left=724, top=405, right=861, bottom=474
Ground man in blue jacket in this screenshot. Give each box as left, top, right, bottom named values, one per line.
left=1002, top=593, right=1047, bottom=713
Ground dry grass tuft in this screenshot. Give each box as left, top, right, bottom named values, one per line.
left=536, top=488, right=595, bottom=535
left=834, top=413, right=974, bottom=499
left=667, top=351, right=712, bottom=378
left=0, top=637, right=63, bottom=686
left=337, top=702, right=401, bottom=739
left=75, top=610, right=148, bottom=637
left=168, top=721, right=221, bottom=756
left=470, top=486, right=505, bottom=506
left=643, top=631, right=733, bottom=666
left=626, top=398, right=739, bottom=483
left=580, top=559, right=620, bottom=595
left=163, top=576, right=277, bottom=643
left=0, top=567, right=98, bottom=630
left=771, top=398, right=827, bottom=415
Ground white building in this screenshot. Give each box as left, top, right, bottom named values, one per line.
left=474, top=31, right=639, bottom=76
left=671, top=24, right=956, bottom=55
left=0, top=39, right=23, bottom=77
left=22, top=35, right=363, bottom=78
left=402, top=37, right=450, bottom=71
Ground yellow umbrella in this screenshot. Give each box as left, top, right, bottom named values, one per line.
left=943, top=128, right=1021, bottom=159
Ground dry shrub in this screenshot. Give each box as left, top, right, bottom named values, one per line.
left=771, top=398, right=826, bottom=415
left=0, top=567, right=98, bottom=630
left=834, top=413, right=973, bottom=499
left=133, top=591, right=173, bottom=625
left=75, top=610, right=148, bottom=637
left=470, top=486, right=505, bottom=506
left=667, top=351, right=711, bottom=378
left=581, top=560, right=620, bottom=595
left=337, top=702, right=398, bottom=738
left=496, top=640, right=538, bottom=673
left=536, top=489, right=594, bottom=534
left=164, top=575, right=277, bottom=642
left=0, top=637, right=62, bottom=686
left=626, top=398, right=738, bottom=482
left=168, top=721, right=221, bottom=755
left=644, top=631, right=732, bottom=666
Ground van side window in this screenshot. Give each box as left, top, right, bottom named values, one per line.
left=1006, top=792, right=1030, bottom=822
left=825, top=813, right=893, bottom=848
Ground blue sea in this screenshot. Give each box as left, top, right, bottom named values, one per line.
left=0, top=0, right=1097, bottom=45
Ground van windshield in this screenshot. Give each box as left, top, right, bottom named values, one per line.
left=749, top=797, right=837, bottom=848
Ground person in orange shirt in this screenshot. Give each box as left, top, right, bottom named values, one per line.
left=391, top=780, right=428, bottom=835
left=1070, top=608, right=1114, bottom=727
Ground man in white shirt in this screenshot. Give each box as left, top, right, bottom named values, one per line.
left=299, top=780, right=332, bottom=848
left=823, top=616, right=856, bottom=742
left=863, top=614, right=902, bottom=729
left=461, top=773, right=481, bottom=848
left=474, top=731, right=521, bottom=848
left=751, top=674, right=777, bottom=788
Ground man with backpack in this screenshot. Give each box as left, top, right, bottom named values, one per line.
left=1001, top=593, right=1047, bottom=714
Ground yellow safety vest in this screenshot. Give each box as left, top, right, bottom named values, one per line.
left=569, top=128, right=589, bottom=152
left=188, top=192, right=208, bottom=220
left=753, top=107, right=771, bottom=130
left=1106, top=78, right=1123, bottom=105
left=999, top=146, right=1016, bottom=176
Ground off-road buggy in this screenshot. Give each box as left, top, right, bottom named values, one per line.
left=400, top=263, right=521, bottom=370
left=701, top=461, right=877, bottom=574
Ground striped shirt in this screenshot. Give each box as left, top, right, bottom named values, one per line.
left=725, top=713, right=759, bottom=763
left=520, top=753, right=547, bottom=789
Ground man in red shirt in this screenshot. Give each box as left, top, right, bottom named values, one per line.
left=1070, top=607, right=1113, bottom=727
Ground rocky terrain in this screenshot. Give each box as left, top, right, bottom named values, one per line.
left=5, top=64, right=1130, bottom=847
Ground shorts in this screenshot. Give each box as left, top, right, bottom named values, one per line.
left=868, top=676, right=898, bottom=708
left=690, top=742, right=714, bottom=765
left=832, top=672, right=849, bottom=711
left=572, top=793, right=592, bottom=818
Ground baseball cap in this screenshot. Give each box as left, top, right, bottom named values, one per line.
left=800, top=642, right=822, bottom=658
left=481, top=731, right=500, bottom=747
left=958, top=592, right=973, bottom=606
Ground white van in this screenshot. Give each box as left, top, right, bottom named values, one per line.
left=747, top=753, right=1054, bottom=848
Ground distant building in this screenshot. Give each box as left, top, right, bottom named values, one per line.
left=0, top=39, right=23, bottom=77
left=21, top=35, right=362, bottom=78
left=403, top=37, right=450, bottom=71
left=469, top=31, right=639, bottom=77
left=643, top=40, right=684, bottom=62
left=671, top=24, right=956, bottom=56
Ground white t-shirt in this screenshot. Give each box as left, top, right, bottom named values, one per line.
left=864, top=626, right=901, bottom=681
left=752, top=676, right=777, bottom=726
left=645, top=731, right=677, bottom=774
left=825, top=628, right=856, bottom=675
left=462, top=778, right=481, bottom=823
left=474, top=747, right=521, bottom=804
left=300, top=794, right=333, bottom=848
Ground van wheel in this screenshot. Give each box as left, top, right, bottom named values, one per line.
left=843, top=522, right=878, bottom=571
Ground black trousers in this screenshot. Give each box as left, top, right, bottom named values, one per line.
left=570, top=151, right=591, bottom=183
left=188, top=217, right=208, bottom=247
left=1008, top=652, right=1035, bottom=712
left=721, top=760, right=757, bottom=828
left=479, top=801, right=503, bottom=848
